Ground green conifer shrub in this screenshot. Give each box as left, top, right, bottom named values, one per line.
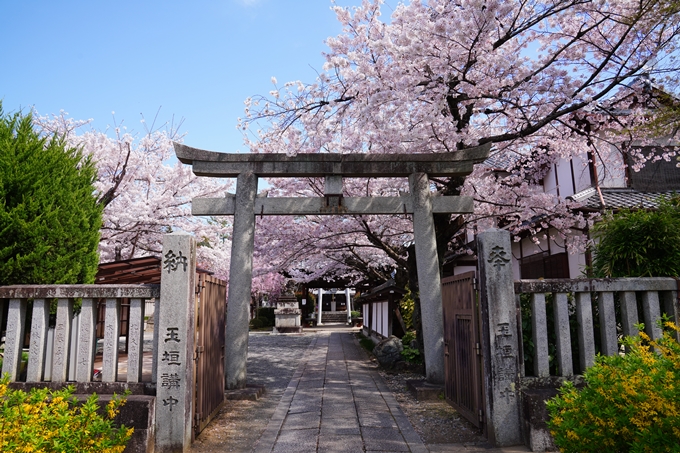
left=591, top=196, right=680, bottom=278
left=0, top=104, right=102, bottom=285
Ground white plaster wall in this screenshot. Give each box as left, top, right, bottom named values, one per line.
left=595, top=141, right=627, bottom=187
left=571, top=153, right=594, bottom=193
left=511, top=241, right=522, bottom=280
left=381, top=301, right=388, bottom=337
left=543, top=157, right=578, bottom=198
left=371, top=305, right=377, bottom=332
left=542, top=163, right=559, bottom=196
left=564, top=229, right=589, bottom=278
left=520, top=236, right=545, bottom=256
left=568, top=250, right=588, bottom=278
left=453, top=265, right=477, bottom=276
left=550, top=232, right=568, bottom=251
left=557, top=158, right=577, bottom=197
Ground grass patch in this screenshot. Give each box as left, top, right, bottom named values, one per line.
left=356, top=333, right=375, bottom=353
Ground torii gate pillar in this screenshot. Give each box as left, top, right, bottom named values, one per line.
left=225, top=171, right=257, bottom=390
left=410, top=172, right=445, bottom=384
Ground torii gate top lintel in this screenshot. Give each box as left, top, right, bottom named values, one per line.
left=173, top=142, right=490, bottom=178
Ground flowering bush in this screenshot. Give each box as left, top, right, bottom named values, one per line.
left=546, top=322, right=680, bottom=453
left=0, top=377, right=133, bottom=452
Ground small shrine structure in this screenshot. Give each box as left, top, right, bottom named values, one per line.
left=273, top=292, right=302, bottom=334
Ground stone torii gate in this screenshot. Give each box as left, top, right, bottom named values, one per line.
left=175, top=143, right=490, bottom=388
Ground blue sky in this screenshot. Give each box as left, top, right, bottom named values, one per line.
left=0, top=0, right=396, bottom=153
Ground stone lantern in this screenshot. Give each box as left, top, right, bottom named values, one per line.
left=273, top=291, right=303, bottom=333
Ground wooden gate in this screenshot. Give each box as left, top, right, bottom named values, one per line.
left=193, top=273, right=227, bottom=436
left=442, top=271, right=484, bottom=430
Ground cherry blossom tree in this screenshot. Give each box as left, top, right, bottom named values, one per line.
left=243, top=0, right=680, bottom=292
left=252, top=176, right=413, bottom=289
left=34, top=112, right=232, bottom=279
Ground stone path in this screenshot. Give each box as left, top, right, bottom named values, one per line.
left=190, top=326, right=532, bottom=452
left=252, top=330, right=428, bottom=453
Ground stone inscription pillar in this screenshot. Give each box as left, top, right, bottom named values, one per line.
left=409, top=172, right=445, bottom=384
left=317, top=288, right=324, bottom=325
left=52, top=298, right=74, bottom=383
left=345, top=288, right=352, bottom=324
left=27, top=299, right=50, bottom=382
left=155, top=233, right=197, bottom=452
left=225, top=171, right=258, bottom=390
left=2, top=299, right=26, bottom=380
left=75, top=298, right=97, bottom=382
left=477, top=229, right=522, bottom=447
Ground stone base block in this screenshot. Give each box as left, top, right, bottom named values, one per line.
left=521, top=388, right=558, bottom=452
left=406, top=379, right=444, bottom=401
left=78, top=394, right=155, bottom=453
left=274, top=312, right=302, bottom=332
left=273, top=326, right=303, bottom=334
left=225, top=384, right=266, bottom=401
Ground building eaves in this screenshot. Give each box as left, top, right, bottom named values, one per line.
left=569, top=187, right=677, bottom=211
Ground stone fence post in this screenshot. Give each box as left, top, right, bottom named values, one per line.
left=477, top=229, right=522, bottom=447
left=155, top=233, right=197, bottom=452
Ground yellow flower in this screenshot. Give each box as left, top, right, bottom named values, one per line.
left=567, top=430, right=579, bottom=441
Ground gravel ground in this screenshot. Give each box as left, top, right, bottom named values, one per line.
left=189, top=330, right=487, bottom=452
left=377, top=367, right=487, bottom=446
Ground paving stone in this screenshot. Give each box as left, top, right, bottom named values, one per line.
left=361, top=427, right=410, bottom=451
left=317, top=434, right=364, bottom=453
left=323, top=386, right=353, bottom=393
left=322, top=393, right=354, bottom=404
left=300, top=372, right=326, bottom=381
left=281, top=411, right=322, bottom=430
left=272, top=427, right=319, bottom=452
left=358, top=411, right=399, bottom=428
left=319, top=425, right=361, bottom=436
left=321, top=402, right=357, bottom=418
left=288, top=402, right=322, bottom=415
left=297, top=379, right=326, bottom=389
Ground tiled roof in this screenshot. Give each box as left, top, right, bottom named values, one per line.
left=569, top=187, right=677, bottom=211
left=355, top=279, right=406, bottom=304
left=482, top=152, right=518, bottom=171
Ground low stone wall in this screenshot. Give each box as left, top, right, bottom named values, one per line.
left=518, top=376, right=585, bottom=451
